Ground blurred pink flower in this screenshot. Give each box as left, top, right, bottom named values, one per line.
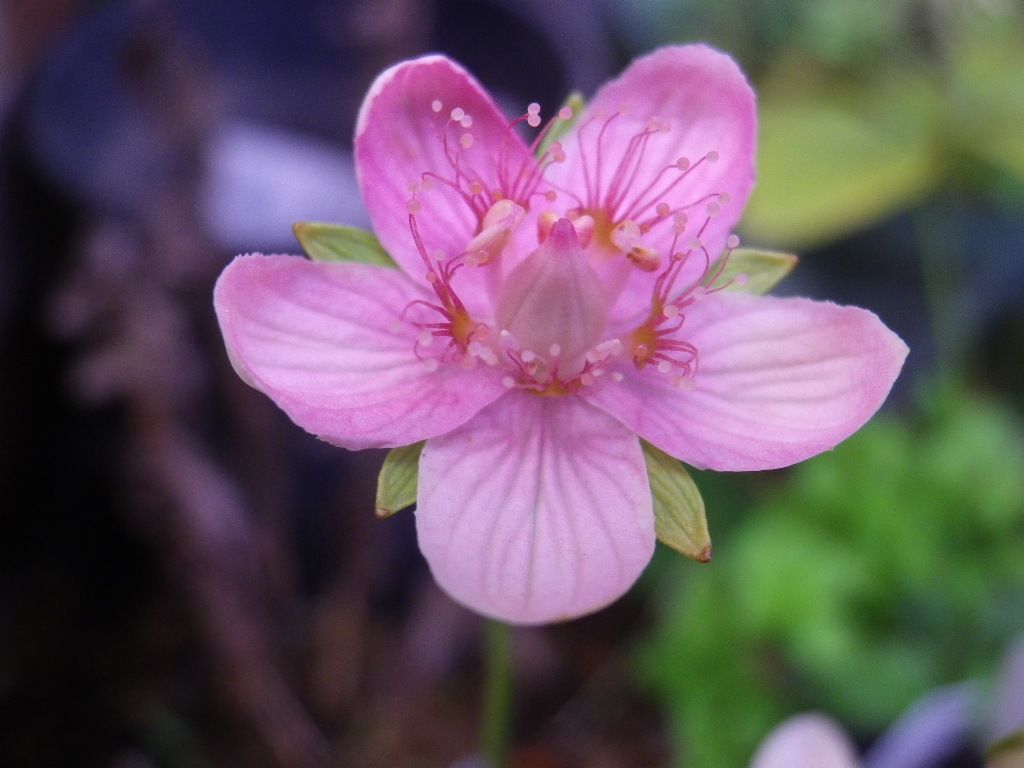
left=214, top=47, right=907, bottom=624
left=750, top=713, right=861, bottom=768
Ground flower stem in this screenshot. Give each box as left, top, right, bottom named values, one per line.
left=483, top=620, right=513, bottom=768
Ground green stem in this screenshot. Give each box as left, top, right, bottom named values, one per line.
left=482, top=620, right=513, bottom=768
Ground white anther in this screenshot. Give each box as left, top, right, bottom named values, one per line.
left=663, top=304, right=680, bottom=319
left=612, top=371, right=625, bottom=382
left=611, top=219, right=642, bottom=251
left=706, top=150, right=719, bottom=162
left=502, top=376, right=516, bottom=389
left=418, top=330, right=434, bottom=346
left=548, top=343, right=561, bottom=357
left=676, top=157, right=690, bottom=171
left=460, top=132, right=474, bottom=149
left=656, top=203, right=671, bottom=218
left=558, top=106, right=573, bottom=120
left=431, top=99, right=443, bottom=113
left=450, top=107, right=465, bottom=121
left=521, top=349, right=537, bottom=363
left=423, top=358, right=439, bottom=372
left=726, top=234, right=741, bottom=249
left=580, top=372, right=595, bottom=386
left=657, top=360, right=673, bottom=374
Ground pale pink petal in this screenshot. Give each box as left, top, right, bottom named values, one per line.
left=355, top=56, right=532, bottom=291
left=214, top=254, right=506, bottom=449
left=750, top=714, right=861, bottom=768
left=547, top=45, right=756, bottom=320
left=590, top=294, right=908, bottom=471
left=416, top=394, right=654, bottom=624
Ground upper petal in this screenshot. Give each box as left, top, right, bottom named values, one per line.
left=590, top=293, right=908, bottom=471
left=214, top=254, right=506, bottom=449
left=355, top=56, right=532, bottom=291
left=416, top=394, right=655, bottom=624
left=548, top=45, right=757, bottom=321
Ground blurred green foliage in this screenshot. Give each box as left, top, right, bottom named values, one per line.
left=637, top=391, right=1024, bottom=768
left=744, top=4, right=1024, bottom=246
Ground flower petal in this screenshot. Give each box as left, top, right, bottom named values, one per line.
left=750, top=714, right=860, bottom=768
left=590, top=293, right=908, bottom=471
left=214, top=254, right=506, bottom=449
left=416, top=394, right=655, bottom=624
left=548, top=45, right=756, bottom=320
left=355, top=56, right=532, bottom=288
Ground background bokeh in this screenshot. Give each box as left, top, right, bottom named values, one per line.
left=1, top=1, right=1022, bottom=766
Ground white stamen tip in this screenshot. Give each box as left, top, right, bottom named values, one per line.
left=676, top=157, right=690, bottom=171
left=558, top=106, right=573, bottom=120
left=719, top=193, right=731, bottom=205
left=450, top=107, right=465, bottom=121
left=656, top=202, right=671, bottom=218
left=502, top=376, right=516, bottom=389
left=726, top=234, right=741, bottom=249
left=527, top=102, right=541, bottom=115
left=657, top=360, right=673, bottom=374
left=418, top=330, right=434, bottom=346
left=431, top=99, right=443, bottom=113
left=460, top=132, right=474, bottom=149
left=521, top=349, right=537, bottom=363
left=663, top=304, right=680, bottom=318
left=580, top=372, right=595, bottom=386
left=706, top=150, right=719, bottom=162
left=423, top=358, right=439, bottom=372
left=706, top=202, right=721, bottom=217
left=611, top=372, right=624, bottom=382
left=548, top=343, right=561, bottom=357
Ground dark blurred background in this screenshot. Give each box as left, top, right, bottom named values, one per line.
left=1, top=1, right=1022, bottom=767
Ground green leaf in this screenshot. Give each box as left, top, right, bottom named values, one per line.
left=375, top=442, right=424, bottom=518
left=707, top=248, right=798, bottom=295
left=743, top=71, right=942, bottom=247
left=292, top=222, right=397, bottom=268
left=536, top=92, right=585, bottom=158
left=642, top=441, right=712, bottom=562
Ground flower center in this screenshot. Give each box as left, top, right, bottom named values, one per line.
left=399, top=96, right=748, bottom=395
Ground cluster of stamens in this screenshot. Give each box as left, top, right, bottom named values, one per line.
left=399, top=94, right=747, bottom=395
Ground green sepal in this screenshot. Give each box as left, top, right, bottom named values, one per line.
left=292, top=222, right=397, bottom=268
left=375, top=441, right=424, bottom=518
left=642, top=441, right=712, bottom=562
left=536, top=92, right=585, bottom=158
left=707, top=248, right=799, bottom=295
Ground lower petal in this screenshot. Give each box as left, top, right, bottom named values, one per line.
left=591, top=293, right=908, bottom=471
left=416, top=394, right=654, bottom=624
left=214, top=254, right=506, bottom=449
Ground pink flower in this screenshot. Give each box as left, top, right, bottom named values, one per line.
left=214, top=46, right=907, bottom=624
